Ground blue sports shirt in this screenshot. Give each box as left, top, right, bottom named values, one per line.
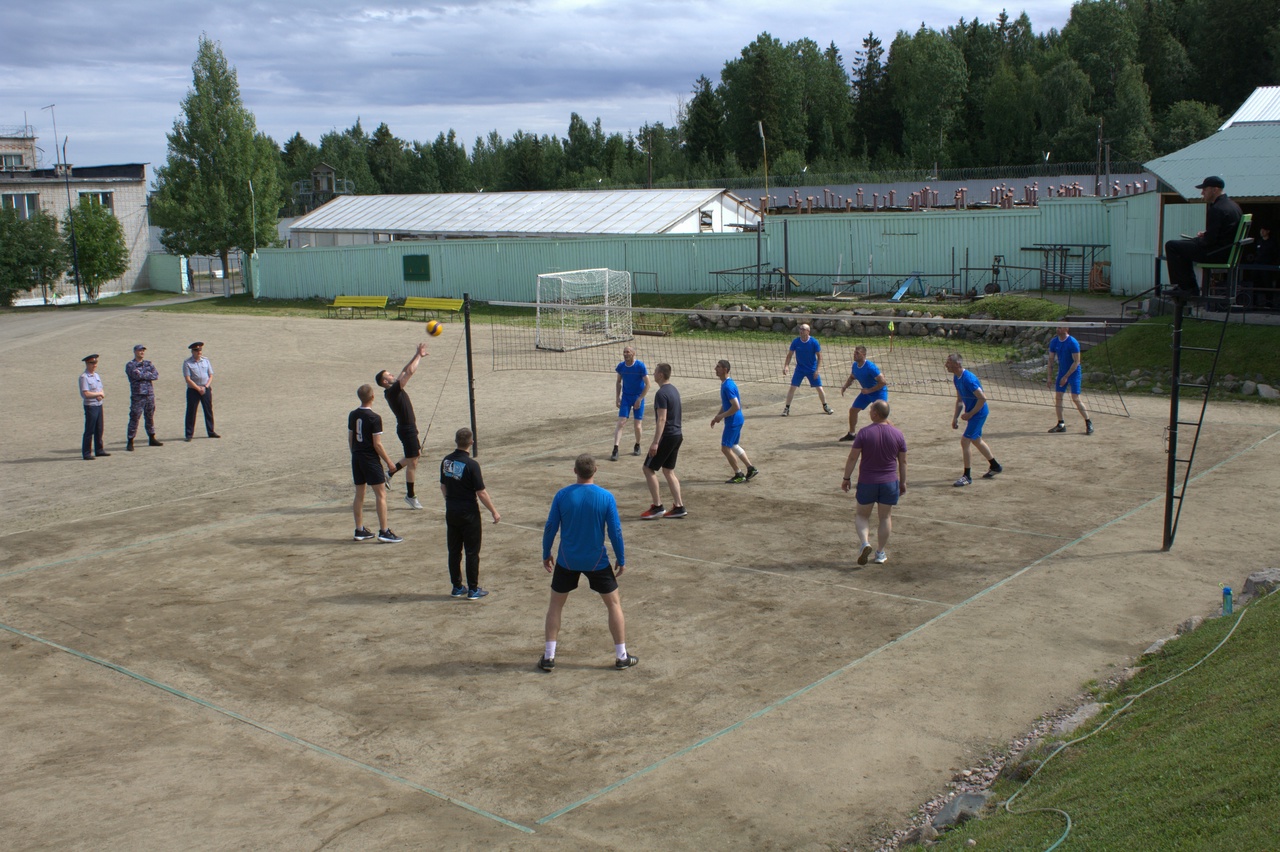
left=851, top=359, right=887, bottom=399
left=954, top=369, right=985, bottom=414
left=616, top=360, right=648, bottom=396
left=720, top=377, right=744, bottom=426
left=790, top=336, right=821, bottom=372
left=1048, top=335, right=1080, bottom=378
left=543, top=483, right=625, bottom=571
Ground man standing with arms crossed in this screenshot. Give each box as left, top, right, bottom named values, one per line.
left=946, top=353, right=1001, bottom=487
left=439, top=427, right=501, bottom=600
left=838, top=345, right=888, bottom=441
left=611, top=346, right=649, bottom=462
left=710, top=359, right=758, bottom=483
left=540, top=453, right=635, bottom=671
left=349, top=384, right=401, bottom=544
left=640, top=363, right=687, bottom=519
left=378, top=342, right=429, bottom=508
left=1046, top=326, right=1093, bottom=435
left=781, top=323, right=834, bottom=416
left=125, top=344, right=162, bottom=451
left=182, top=342, right=219, bottom=441
left=841, top=400, right=907, bottom=566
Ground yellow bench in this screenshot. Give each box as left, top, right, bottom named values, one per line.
left=326, top=295, right=389, bottom=318
left=397, top=296, right=465, bottom=322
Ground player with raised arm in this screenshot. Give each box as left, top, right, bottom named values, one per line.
left=838, top=345, right=888, bottom=441
left=611, top=346, right=649, bottom=462
left=377, top=342, right=429, bottom=509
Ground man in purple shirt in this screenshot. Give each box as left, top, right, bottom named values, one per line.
left=539, top=453, right=635, bottom=671
left=840, top=400, right=907, bottom=566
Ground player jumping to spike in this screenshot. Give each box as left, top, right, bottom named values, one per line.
left=378, top=342, right=428, bottom=509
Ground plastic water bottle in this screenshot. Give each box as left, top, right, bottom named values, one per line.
left=1223, top=586, right=1233, bottom=615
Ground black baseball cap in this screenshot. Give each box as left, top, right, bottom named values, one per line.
left=1195, top=176, right=1225, bottom=189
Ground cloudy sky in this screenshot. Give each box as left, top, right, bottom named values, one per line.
left=4, top=1, right=1074, bottom=181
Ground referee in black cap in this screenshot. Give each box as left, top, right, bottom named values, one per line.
left=1164, top=175, right=1243, bottom=300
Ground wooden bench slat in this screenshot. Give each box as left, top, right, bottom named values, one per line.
left=326, top=295, right=389, bottom=318
left=397, top=297, right=464, bottom=321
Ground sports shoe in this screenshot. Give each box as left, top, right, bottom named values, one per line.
left=857, top=543, right=873, bottom=565
left=873, top=550, right=888, bottom=564
left=353, top=527, right=376, bottom=541
left=781, top=405, right=790, bottom=417
left=982, top=461, right=1003, bottom=479
left=663, top=506, right=688, bottom=518
left=1086, top=421, right=1095, bottom=435
left=954, top=475, right=972, bottom=487
left=450, top=585, right=467, bottom=597
left=615, top=654, right=639, bottom=669
left=838, top=432, right=855, bottom=441
left=726, top=471, right=746, bottom=484
left=126, top=439, right=134, bottom=451
left=641, top=504, right=665, bottom=519
left=823, top=403, right=834, bottom=414
left=208, top=432, right=221, bottom=439
left=632, top=443, right=642, bottom=456
left=538, top=655, right=555, bottom=672
left=377, top=528, right=403, bottom=543
left=466, top=587, right=488, bottom=600
left=745, top=466, right=759, bottom=481
left=404, top=495, right=423, bottom=510
left=610, top=446, right=619, bottom=462
left=1048, top=422, right=1066, bottom=433
left=148, top=435, right=163, bottom=446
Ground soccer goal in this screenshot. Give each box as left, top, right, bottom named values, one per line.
left=535, top=268, right=633, bottom=352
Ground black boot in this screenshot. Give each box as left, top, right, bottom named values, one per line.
left=126, top=438, right=134, bottom=451
left=148, top=435, right=164, bottom=446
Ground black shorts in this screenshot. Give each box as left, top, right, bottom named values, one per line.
left=644, top=433, right=683, bottom=472
left=550, top=564, right=619, bottom=594
left=396, top=426, right=421, bottom=458
left=352, top=455, right=386, bottom=486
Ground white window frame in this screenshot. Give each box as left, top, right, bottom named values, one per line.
left=1, top=193, right=41, bottom=219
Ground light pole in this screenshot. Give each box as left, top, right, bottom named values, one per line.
left=757, top=120, right=769, bottom=217
left=43, top=104, right=83, bottom=304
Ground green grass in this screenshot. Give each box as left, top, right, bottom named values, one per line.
left=694, top=292, right=1069, bottom=322
left=150, top=294, right=330, bottom=317
left=1087, top=315, right=1280, bottom=390
left=929, top=591, right=1280, bottom=851
left=93, top=289, right=186, bottom=307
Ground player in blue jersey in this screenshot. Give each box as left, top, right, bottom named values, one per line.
left=540, top=453, right=635, bottom=671
left=781, top=323, right=834, bottom=416
left=838, top=345, right=888, bottom=441
left=612, top=346, right=650, bottom=461
left=710, top=360, right=758, bottom=483
left=945, top=354, right=1002, bottom=487
left=1046, top=327, right=1093, bottom=435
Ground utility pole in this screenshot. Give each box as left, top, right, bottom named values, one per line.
left=43, top=104, right=82, bottom=304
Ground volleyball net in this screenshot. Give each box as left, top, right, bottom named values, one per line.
left=485, top=303, right=1133, bottom=417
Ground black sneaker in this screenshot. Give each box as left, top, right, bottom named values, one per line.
left=377, top=528, right=404, bottom=543
left=982, top=462, right=1003, bottom=479
left=538, top=655, right=555, bottom=672
left=823, top=403, right=834, bottom=414
left=726, top=471, right=746, bottom=484
left=663, top=506, right=688, bottom=519
left=126, top=439, right=134, bottom=451
left=610, top=446, right=619, bottom=462
left=615, top=654, right=638, bottom=669
left=780, top=405, right=790, bottom=417
left=745, top=466, right=760, bottom=481
left=632, top=443, right=641, bottom=456
left=640, top=504, right=665, bottom=519
left=838, top=432, right=855, bottom=441
left=1048, top=423, right=1066, bottom=433
left=353, top=527, right=376, bottom=541
left=1086, top=421, right=1095, bottom=435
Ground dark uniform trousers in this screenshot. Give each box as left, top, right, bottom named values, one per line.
left=445, top=509, right=483, bottom=589
left=128, top=394, right=156, bottom=439
left=82, top=405, right=105, bottom=458
left=185, top=387, right=215, bottom=438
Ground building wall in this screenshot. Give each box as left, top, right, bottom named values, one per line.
left=2, top=170, right=150, bottom=304
left=256, top=194, right=1164, bottom=302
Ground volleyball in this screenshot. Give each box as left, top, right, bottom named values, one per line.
left=426, top=320, right=444, bottom=337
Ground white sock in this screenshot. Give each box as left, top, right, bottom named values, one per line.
left=545, top=641, right=556, bottom=659
left=615, top=643, right=627, bottom=660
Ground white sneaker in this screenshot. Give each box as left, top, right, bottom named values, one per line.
left=404, top=496, right=423, bottom=510
left=873, top=551, right=888, bottom=564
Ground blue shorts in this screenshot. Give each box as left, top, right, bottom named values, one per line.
left=851, top=391, right=883, bottom=410
left=720, top=420, right=743, bottom=448
left=1055, top=371, right=1082, bottom=395
left=856, top=481, right=900, bottom=506
left=791, top=368, right=823, bottom=388
left=618, top=396, right=646, bottom=419
left=962, top=407, right=988, bottom=440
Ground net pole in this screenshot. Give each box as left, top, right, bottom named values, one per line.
left=464, top=293, right=479, bottom=458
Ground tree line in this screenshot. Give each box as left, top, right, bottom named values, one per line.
left=264, top=0, right=1276, bottom=209
left=0, top=198, right=127, bottom=305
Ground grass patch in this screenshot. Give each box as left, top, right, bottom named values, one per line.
left=151, top=295, right=330, bottom=317
left=692, top=292, right=1069, bottom=322
left=930, top=591, right=1280, bottom=851
left=1087, top=315, right=1280, bottom=388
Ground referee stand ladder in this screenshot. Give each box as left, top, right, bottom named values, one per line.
left=1163, top=215, right=1252, bottom=550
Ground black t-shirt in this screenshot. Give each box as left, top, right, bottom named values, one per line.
left=348, top=407, right=382, bottom=457
left=654, top=382, right=682, bottom=437
left=384, top=380, right=416, bottom=430
left=440, top=449, right=485, bottom=513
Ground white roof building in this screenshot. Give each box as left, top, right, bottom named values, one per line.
left=288, top=188, right=759, bottom=247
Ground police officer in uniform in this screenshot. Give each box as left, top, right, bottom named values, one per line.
left=79, top=354, right=109, bottom=460
left=125, top=344, right=163, bottom=451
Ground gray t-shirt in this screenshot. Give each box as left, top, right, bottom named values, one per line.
left=654, top=382, right=682, bottom=437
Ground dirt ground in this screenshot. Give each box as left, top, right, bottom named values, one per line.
left=2, top=305, right=1278, bottom=851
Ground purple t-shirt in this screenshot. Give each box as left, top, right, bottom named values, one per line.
left=852, top=421, right=907, bottom=484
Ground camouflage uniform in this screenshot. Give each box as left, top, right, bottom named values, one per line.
left=125, top=357, right=159, bottom=440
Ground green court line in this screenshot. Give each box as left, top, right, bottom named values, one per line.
left=536, top=426, right=1280, bottom=824
left=0, top=621, right=536, bottom=835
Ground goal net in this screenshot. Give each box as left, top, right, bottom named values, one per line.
left=535, top=268, right=633, bottom=352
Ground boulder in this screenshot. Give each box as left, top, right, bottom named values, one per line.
left=932, top=791, right=991, bottom=829
left=1244, top=568, right=1280, bottom=597
left=1259, top=384, right=1279, bottom=400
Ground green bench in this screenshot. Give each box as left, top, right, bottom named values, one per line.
left=326, top=295, right=389, bottom=318
left=397, top=296, right=465, bottom=321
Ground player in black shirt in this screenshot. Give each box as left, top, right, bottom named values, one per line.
left=439, top=428, right=501, bottom=599
left=348, top=384, right=401, bottom=543
left=377, top=342, right=429, bottom=509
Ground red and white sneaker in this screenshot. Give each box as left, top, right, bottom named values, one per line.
left=640, top=504, right=665, bottom=519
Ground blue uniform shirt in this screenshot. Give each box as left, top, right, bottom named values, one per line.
left=720, top=377, right=744, bottom=427
left=790, top=336, right=821, bottom=372
left=954, top=369, right=985, bottom=413
left=851, top=359, right=888, bottom=400
left=543, top=483, right=625, bottom=571
left=616, top=360, right=648, bottom=396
